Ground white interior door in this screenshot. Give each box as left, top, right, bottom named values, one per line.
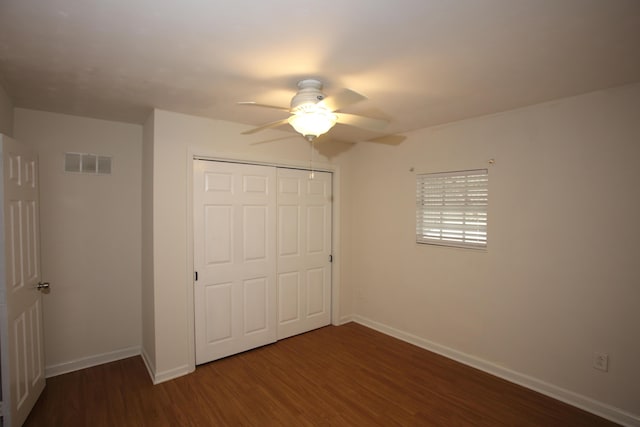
left=0, top=135, right=46, bottom=427
left=193, top=160, right=277, bottom=364
left=276, top=168, right=332, bottom=340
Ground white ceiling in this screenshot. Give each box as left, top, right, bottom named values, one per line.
left=1, top=0, right=639, bottom=142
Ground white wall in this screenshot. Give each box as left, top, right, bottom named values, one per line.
left=8, top=82, right=635, bottom=420
left=338, top=83, right=640, bottom=420
left=141, top=112, right=156, bottom=374
left=14, top=109, right=143, bottom=375
left=146, top=109, right=343, bottom=380
left=0, top=85, right=14, bottom=137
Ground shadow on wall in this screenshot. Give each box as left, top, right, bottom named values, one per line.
left=315, top=134, right=407, bottom=159
left=247, top=129, right=406, bottom=160
left=248, top=133, right=357, bottom=160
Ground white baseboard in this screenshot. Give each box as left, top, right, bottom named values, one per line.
left=351, top=315, right=640, bottom=427
left=338, top=315, right=353, bottom=325
left=140, top=347, right=156, bottom=383
left=45, top=346, right=140, bottom=378
left=45, top=345, right=192, bottom=386
left=152, top=364, right=193, bottom=385
left=140, top=346, right=192, bottom=384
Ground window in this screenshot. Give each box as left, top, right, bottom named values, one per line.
left=416, top=169, right=488, bottom=249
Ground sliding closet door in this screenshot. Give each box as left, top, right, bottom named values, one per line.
left=193, top=160, right=277, bottom=364
left=276, top=168, right=332, bottom=339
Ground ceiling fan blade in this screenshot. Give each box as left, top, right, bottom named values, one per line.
left=237, top=101, right=290, bottom=111
left=318, top=88, right=367, bottom=112
left=335, top=112, right=389, bottom=132
left=241, top=118, right=290, bottom=135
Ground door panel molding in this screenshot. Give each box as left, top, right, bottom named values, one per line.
left=193, top=160, right=333, bottom=365
left=0, top=136, right=46, bottom=427
left=276, top=168, right=332, bottom=340
left=194, top=161, right=277, bottom=364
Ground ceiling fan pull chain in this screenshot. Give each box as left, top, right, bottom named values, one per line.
left=309, top=138, right=315, bottom=180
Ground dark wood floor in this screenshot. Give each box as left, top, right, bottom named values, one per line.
left=25, top=323, right=618, bottom=426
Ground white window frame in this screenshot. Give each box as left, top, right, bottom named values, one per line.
left=416, top=169, right=488, bottom=249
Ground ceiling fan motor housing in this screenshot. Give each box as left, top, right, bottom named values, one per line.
left=290, top=79, right=326, bottom=112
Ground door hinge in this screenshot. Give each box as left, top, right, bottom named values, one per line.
left=329, top=254, right=333, bottom=263
left=0, top=400, right=3, bottom=417
left=194, top=271, right=198, bottom=281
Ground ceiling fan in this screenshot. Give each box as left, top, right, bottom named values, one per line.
left=238, top=79, right=388, bottom=141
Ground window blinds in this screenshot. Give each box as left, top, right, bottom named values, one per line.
left=416, top=169, right=488, bottom=249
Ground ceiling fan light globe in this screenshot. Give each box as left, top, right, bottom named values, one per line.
left=288, top=109, right=337, bottom=138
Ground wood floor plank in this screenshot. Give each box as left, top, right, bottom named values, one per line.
left=24, top=323, right=619, bottom=426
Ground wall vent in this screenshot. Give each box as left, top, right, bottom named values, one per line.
left=65, top=153, right=112, bottom=175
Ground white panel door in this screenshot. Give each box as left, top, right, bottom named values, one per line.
left=194, top=160, right=277, bottom=364
left=0, top=136, right=46, bottom=427
left=276, top=168, right=332, bottom=339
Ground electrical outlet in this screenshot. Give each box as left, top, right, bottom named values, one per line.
left=593, top=352, right=609, bottom=372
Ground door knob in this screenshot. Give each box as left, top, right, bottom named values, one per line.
left=36, top=281, right=50, bottom=291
